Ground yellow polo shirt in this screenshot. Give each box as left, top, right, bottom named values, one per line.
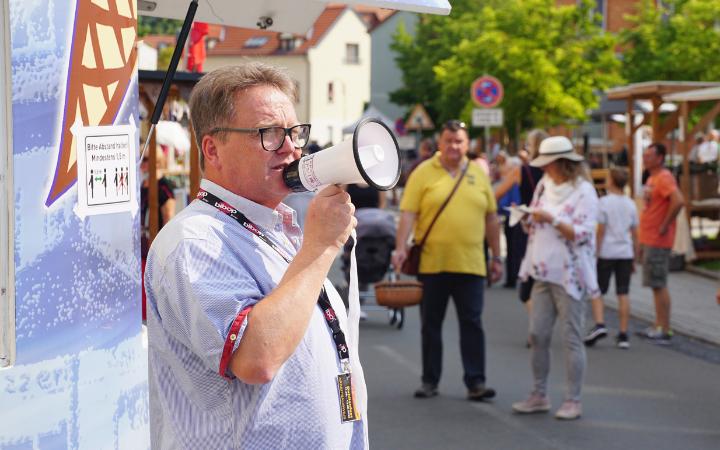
left=400, top=155, right=497, bottom=276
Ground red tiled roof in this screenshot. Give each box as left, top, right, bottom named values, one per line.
left=144, top=5, right=372, bottom=58
left=368, top=10, right=399, bottom=33
left=206, top=5, right=348, bottom=57
left=207, top=27, right=282, bottom=56
left=141, top=34, right=178, bottom=49
left=348, top=4, right=395, bottom=30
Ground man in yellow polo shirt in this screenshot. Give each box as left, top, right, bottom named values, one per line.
left=392, top=120, right=503, bottom=401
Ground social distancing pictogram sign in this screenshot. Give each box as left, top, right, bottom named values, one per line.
left=73, top=122, right=138, bottom=218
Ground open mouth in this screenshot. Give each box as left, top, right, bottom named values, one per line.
left=271, top=162, right=289, bottom=171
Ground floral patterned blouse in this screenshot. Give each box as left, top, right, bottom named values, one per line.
left=519, top=177, right=599, bottom=300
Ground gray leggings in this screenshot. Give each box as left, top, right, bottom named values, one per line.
left=529, top=281, right=586, bottom=402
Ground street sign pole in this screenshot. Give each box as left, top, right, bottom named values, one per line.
left=484, top=126, right=490, bottom=155
left=415, top=116, right=422, bottom=152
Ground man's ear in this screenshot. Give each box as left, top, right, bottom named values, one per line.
left=202, top=134, right=220, bottom=168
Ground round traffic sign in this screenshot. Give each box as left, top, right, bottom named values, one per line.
left=471, top=75, right=504, bottom=108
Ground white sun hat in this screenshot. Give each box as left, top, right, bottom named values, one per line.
left=530, top=136, right=584, bottom=167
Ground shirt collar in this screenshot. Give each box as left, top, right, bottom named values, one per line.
left=431, top=153, right=468, bottom=174
left=199, top=179, right=297, bottom=231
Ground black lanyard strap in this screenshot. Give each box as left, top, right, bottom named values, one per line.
left=196, top=188, right=352, bottom=369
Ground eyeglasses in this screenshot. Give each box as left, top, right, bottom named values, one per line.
left=210, top=124, right=311, bottom=152
left=442, top=120, right=467, bottom=132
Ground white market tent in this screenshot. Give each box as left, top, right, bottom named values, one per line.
left=141, top=0, right=450, bottom=32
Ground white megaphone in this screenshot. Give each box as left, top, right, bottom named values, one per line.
left=283, top=118, right=401, bottom=192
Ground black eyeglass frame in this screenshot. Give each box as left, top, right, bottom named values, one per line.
left=209, top=123, right=312, bottom=152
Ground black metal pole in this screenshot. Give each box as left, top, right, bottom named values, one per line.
left=140, top=0, right=199, bottom=160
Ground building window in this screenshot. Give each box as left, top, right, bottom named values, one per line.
left=244, top=37, right=269, bottom=48
left=279, top=33, right=296, bottom=52
left=345, top=43, right=359, bottom=64
left=327, top=82, right=334, bottom=103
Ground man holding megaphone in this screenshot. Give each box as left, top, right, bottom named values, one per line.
left=144, top=63, right=372, bottom=449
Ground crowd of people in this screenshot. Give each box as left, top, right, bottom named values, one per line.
left=393, top=126, right=689, bottom=422
left=142, top=62, right=695, bottom=447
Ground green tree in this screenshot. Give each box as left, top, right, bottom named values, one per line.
left=157, top=46, right=176, bottom=71
left=138, top=17, right=183, bottom=37
left=391, top=0, right=621, bottom=138
left=621, top=0, right=720, bottom=82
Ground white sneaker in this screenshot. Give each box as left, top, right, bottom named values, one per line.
left=555, top=400, right=582, bottom=420
left=512, top=392, right=551, bottom=414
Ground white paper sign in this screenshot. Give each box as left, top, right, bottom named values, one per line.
left=472, top=108, right=504, bottom=127
left=73, top=122, right=138, bottom=218
left=505, top=204, right=534, bottom=227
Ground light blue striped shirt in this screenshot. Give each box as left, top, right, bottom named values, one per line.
left=145, top=179, right=368, bottom=449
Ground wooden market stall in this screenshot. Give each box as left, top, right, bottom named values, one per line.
left=139, top=69, right=203, bottom=246
left=663, top=86, right=720, bottom=259
left=606, top=81, right=720, bottom=196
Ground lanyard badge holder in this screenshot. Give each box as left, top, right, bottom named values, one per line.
left=197, top=188, right=361, bottom=423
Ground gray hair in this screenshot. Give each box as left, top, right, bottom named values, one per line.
left=526, top=129, right=549, bottom=160
left=189, top=62, right=298, bottom=168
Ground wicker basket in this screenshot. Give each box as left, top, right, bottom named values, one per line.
left=374, top=280, right=423, bottom=308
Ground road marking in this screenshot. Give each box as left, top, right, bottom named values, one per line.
left=583, top=385, right=678, bottom=400
left=373, top=345, right=421, bottom=376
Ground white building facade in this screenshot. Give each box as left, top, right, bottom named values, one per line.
left=203, top=6, right=371, bottom=147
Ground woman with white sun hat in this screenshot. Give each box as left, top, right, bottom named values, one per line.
left=512, top=135, right=599, bottom=421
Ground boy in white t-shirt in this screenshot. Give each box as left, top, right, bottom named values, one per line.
left=584, top=168, right=639, bottom=349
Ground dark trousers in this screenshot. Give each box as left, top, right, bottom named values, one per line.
left=504, top=221, right=527, bottom=287
left=418, top=272, right=486, bottom=389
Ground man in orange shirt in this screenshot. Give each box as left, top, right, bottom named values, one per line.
left=637, top=143, right=684, bottom=345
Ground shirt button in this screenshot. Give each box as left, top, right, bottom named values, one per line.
left=230, top=334, right=237, bottom=341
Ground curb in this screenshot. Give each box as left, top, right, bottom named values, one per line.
left=685, top=264, right=720, bottom=281
left=603, top=268, right=720, bottom=347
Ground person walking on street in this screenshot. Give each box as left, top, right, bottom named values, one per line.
left=512, top=136, right=599, bottom=421
left=392, top=120, right=503, bottom=402
left=494, top=129, right=547, bottom=340
left=636, top=142, right=685, bottom=345
left=584, top=168, right=639, bottom=349
left=144, top=63, right=368, bottom=449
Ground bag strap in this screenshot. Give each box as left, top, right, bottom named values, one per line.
left=522, top=164, right=536, bottom=192
left=417, top=162, right=469, bottom=247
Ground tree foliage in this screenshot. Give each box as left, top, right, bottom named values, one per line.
left=621, top=0, right=720, bottom=82
left=391, top=0, right=621, bottom=137
left=138, top=17, right=183, bottom=37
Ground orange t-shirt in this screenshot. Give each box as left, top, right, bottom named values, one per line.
left=639, top=169, right=677, bottom=249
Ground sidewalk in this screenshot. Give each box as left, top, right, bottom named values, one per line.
left=602, top=267, right=720, bottom=345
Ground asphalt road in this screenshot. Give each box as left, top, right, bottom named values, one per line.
left=352, top=282, right=720, bottom=450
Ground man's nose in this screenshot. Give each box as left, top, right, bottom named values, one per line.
left=276, top=134, right=295, bottom=155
